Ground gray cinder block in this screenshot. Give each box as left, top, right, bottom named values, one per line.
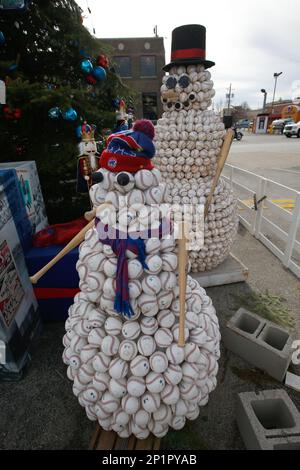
left=222, top=308, right=294, bottom=381
left=237, top=389, right=300, bottom=450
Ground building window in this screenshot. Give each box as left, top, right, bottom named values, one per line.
left=142, top=93, right=158, bottom=120
left=140, top=56, right=156, bottom=77
left=113, top=56, right=131, bottom=78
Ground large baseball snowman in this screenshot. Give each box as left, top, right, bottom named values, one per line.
left=62, top=119, right=221, bottom=439
left=154, top=24, right=238, bottom=272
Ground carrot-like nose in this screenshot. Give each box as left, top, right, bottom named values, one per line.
left=161, top=90, right=179, bottom=102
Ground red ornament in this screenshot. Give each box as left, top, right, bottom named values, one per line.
left=14, top=108, right=22, bottom=120
left=97, top=54, right=109, bottom=69
left=86, top=74, right=97, bottom=85
left=3, top=105, right=22, bottom=120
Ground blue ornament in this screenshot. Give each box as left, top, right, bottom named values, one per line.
left=48, top=107, right=61, bottom=119
left=112, top=98, right=120, bottom=109
left=80, top=59, right=93, bottom=75
left=92, top=66, right=106, bottom=82
left=63, top=107, right=77, bottom=121
left=75, top=125, right=82, bottom=138
left=0, top=31, right=5, bottom=45
left=8, top=63, right=18, bottom=72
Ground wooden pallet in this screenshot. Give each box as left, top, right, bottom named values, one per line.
left=90, top=424, right=161, bottom=451
left=191, top=253, right=249, bottom=288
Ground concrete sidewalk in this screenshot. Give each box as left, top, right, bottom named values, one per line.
left=0, top=226, right=299, bottom=450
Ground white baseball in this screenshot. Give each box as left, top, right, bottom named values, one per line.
left=130, top=355, right=150, bottom=377
left=146, top=371, right=165, bottom=394
left=103, top=258, right=118, bottom=278
left=109, top=378, right=127, bottom=398
left=80, top=344, right=98, bottom=364
left=141, top=392, right=161, bottom=413
left=182, top=362, right=199, bottom=383
left=92, top=372, right=109, bottom=392
left=145, top=186, right=163, bottom=204
left=185, top=311, right=199, bottom=330
left=127, top=376, right=146, bottom=397
left=171, top=416, right=186, bottom=430
left=179, top=381, right=199, bottom=401
left=142, top=275, right=162, bottom=295
left=70, top=335, right=87, bottom=354
left=122, top=321, right=140, bottom=340
left=137, top=335, right=156, bottom=357
left=157, top=290, right=173, bottom=309
left=161, top=253, right=177, bottom=271
left=128, top=259, right=143, bottom=279
left=138, top=293, right=158, bottom=316
left=126, top=188, right=145, bottom=206
left=164, top=364, right=183, bottom=385
left=166, top=343, right=185, bottom=365
left=121, top=395, right=140, bottom=415
left=88, top=328, right=106, bottom=347
left=145, top=238, right=161, bottom=255
left=159, top=272, right=177, bottom=291
left=114, top=409, right=130, bottom=426
left=101, top=391, right=120, bottom=413
left=153, top=404, right=172, bottom=426
left=140, top=316, right=158, bottom=335
left=154, top=328, right=173, bottom=348
left=92, top=352, right=111, bottom=373
left=82, top=387, right=99, bottom=404
left=109, top=358, right=129, bottom=379
left=101, top=335, right=120, bottom=356
left=161, top=384, right=180, bottom=405
left=135, top=170, right=154, bottom=189
left=149, top=352, right=168, bottom=373
left=145, top=254, right=163, bottom=275
left=77, top=363, right=94, bottom=384
left=119, top=340, right=138, bottom=362
left=103, top=278, right=116, bottom=298
left=189, top=327, right=208, bottom=346
left=104, top=317, right=123, bottom=336
left=128, top=279, right=142, bottom=299
left=133, top=409, right=150, bottom=428
left=157, top=310, right=176, bottom=328
left=184, top=343, right=201, bottom=363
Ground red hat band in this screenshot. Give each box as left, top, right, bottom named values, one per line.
left=100, top=151, right=154, bottom=173
left=171, top=48, right=205, bottom=61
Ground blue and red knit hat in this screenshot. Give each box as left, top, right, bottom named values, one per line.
left=100, top=119, right=155, bottom=173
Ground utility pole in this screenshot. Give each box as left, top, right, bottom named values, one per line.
left=261, top=89, right=267, bottom=112
left=227, top=83, right=232, bottom=111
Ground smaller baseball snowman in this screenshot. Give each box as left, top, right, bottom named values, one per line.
left=63, top=120, right=221, bottom=439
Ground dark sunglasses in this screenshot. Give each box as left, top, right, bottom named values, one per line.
left=166, top=75, right=191, bottom=90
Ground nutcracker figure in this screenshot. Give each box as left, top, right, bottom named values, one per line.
left=76, top=122, right=100, bottom=194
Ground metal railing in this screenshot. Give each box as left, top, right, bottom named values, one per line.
left=222, top=164, right=300, bottom=278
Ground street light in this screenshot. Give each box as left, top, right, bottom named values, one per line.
left=271, top=72, right=283, bottom=114
left=261, top=89, right=267, bottom=112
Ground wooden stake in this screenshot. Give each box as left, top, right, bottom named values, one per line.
left=204, top=129, right=234, bottom=218
left=177, top=221, right=188, bottom=348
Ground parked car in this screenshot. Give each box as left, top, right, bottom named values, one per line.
left=283, top=121, right=300, bottom=138
left=272, top=118, right=293, bottom=134
left=236, top=119, right=250, bottom=129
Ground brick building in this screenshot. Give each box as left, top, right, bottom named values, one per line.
left=100, top=36, right=165, bottom=121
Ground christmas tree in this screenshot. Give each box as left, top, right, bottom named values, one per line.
left=0, top=0, right=130, bottom=222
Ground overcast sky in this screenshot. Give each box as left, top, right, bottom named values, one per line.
left=76, top=0, right=300, bottom=110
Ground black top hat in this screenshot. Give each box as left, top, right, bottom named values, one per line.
left=163, top=24, right=215, bottom=72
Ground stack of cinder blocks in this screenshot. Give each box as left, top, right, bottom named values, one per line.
left=237, top=390, right=300, bottom=449
left=223, top=308, right=294, bottom=381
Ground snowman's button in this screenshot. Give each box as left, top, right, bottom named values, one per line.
left=166, top=76, right=177, bottom=89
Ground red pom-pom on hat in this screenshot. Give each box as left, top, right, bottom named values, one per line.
left=133, top=119, right=155, bottom=140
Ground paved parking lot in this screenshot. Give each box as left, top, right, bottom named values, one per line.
left=228, top=133, right=300, bottom=192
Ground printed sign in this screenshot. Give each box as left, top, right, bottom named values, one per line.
left=0, top=240, right=24, bottom=328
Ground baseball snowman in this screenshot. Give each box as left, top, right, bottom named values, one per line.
left=154, top=24, right=238, bottom=272
left=60, top=119, right=221, bottom=440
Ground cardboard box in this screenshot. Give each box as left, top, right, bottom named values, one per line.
left=25, top=245, right=79, bottom=322
left=0, top=161, right=48, bottom=234
left=0, top=183, right=40, bottom=379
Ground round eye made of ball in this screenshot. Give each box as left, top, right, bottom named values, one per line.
left=116, top=172, right=130, bottom=186
left=178, top=75, right=190, bottom=89
left=174, top=102, right=182, bottom=110
left=188, top=93, right=196, bottom=102
left=166, top=76, right=177, bottom=89
left=92, top=171, right=104, bottom=184
left=162, top=97, right=168, bottom=103
left=167, top=102, right=173, bottom=109
left=183, top=101, right=190, bottom=108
